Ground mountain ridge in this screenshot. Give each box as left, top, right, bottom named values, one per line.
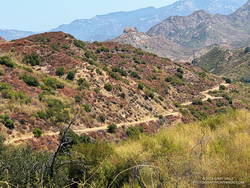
left=114, top=0, right=250, bottom=61
left=52, top=0, right=247, bottom=41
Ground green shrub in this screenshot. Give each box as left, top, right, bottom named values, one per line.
left=177, top=68, right=184, bottom=74
left=198, top=72, right=207, bottom=78
left=145, top=89, right=154, bottom=99
left=23, top=53, right=41, bottom=66
left=126, top=126, right=144, bottom=137
left=84, top=51, right=96, bottom=60
left=224, top=78, right=232, bottom=84
left=104, top=83, right=113, bottom=92
left=0, top=69, right=3, bottom=76
left=176, top=72, right=183, bottom=79
left=62, top=44, right=70, bottom=49
left=33, top=128, right=43, bottom=138
left=109, top=72, right=121, bottom=80
left=219, top=85, right=226, bottom=90
left=112, top=66, right=127, bottom=76
left=119, top=92, right=126, bottom=98
left=107, top=124, right=117, bottom=133
left=130, top=71, right=140, bottom=79
left=165, top=76, right=172, bottom=82
left=216, top=101, right=225, bottom=107
left=77, top=78, right=90, bottom=90
left=138, top=83, right=144, bottom=90
left=133, top=57, right=141, bottom=64
left=192, top=99, right=203, bottom=105
left=95, top=68, right=102, bottom=75
left=74, top=40, right=86, bottom=49
left=37, top=111, right=47, bottom=119
left=0, top=82, right=12, bottom=90
left=43, top=99, right=70, bottom=123
left=20, top=74, right=39, bottom=87
left=55, top=67, right=65, bottom=76
left=74, top=95, right=82, bottom=103
left=223, top=94, right=233, bottom=104
left=22, top=66, right=33, bottom=73
left=0, top=114, right=15, bottom=129
left=190, top=108, right=207, bottom=120
left=165, top=76, right=184, bottom=86
left=96, top=46, right=109, bottom=53
left=66, top=71, right=75, bottom=80
left=82, top=104, right=91, bottom=112
left=244, top=47, right=250, bottom=54
left=98, top=115, right=106, bottom=123
left=0, top=56, right=15, bottom=68
left=43, top=77, right=64, bottom=89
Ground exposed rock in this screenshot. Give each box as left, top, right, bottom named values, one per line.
left=124, top=27, right=138, bottom=33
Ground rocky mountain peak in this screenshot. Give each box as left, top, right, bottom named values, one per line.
left=123, top=27, right=138, bottom=33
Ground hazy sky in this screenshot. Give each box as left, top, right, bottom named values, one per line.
left=0, top=0, right=177, bottom=31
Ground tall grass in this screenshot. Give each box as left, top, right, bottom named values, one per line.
left=104, top=110, right=250, bottom=187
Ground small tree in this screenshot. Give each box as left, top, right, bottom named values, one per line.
left=66, top=71, right=75, bottom=81
left=107, top=124, right=117, bottom=133
left=33, top=128, right=43, bottom=138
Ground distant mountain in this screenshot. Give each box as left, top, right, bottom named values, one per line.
left=148, top=0, right=250, bottom=49
left=195, top=45, right=250, bottom=81
left=52, top=0, right=247, bottom=41
left=0, top=29, right=35, bottom=41
left=114, top=0, right=250, bottom=61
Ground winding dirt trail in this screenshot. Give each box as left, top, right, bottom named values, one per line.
left=4, top=83, right=229, bottom=145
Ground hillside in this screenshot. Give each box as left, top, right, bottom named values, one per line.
left=195, top=46, right=250, bottom=81
left=1, top=109, right=249, bottom=187
left=0, top=32, right=224, bottom=147
left=52, top=0, right=247, bottom=42
left=115, top=0, right=250, bottom=61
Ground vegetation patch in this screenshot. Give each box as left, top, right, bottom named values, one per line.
left=23, top=53, right=41, bottom=66
left=20, top=74, right=39, bottom=87
left=0, top=56, right=15, bottom=68
left=0, top=114, right=15, bottom=129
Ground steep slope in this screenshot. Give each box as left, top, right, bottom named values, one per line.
left=0, top=32, right=221, bottom=145
left=195, top=46, right=250, bottom=81
left=0, top=29, right=35, bottom=41
left=52, top=0, right=247, bottom=41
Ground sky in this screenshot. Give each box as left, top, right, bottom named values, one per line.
left=0, top=0, right=177, bottom=31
